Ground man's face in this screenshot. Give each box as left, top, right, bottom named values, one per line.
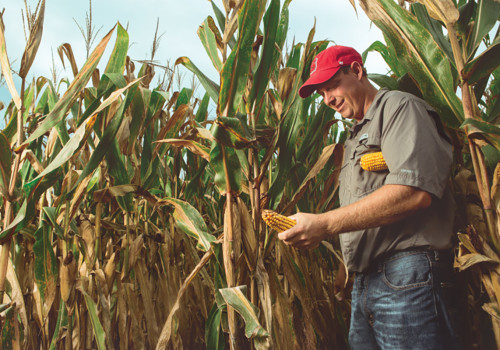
left=317, top=64, right=364, bottom=121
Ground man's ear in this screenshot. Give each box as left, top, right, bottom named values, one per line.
left=351, top=61, right=363, bottom=79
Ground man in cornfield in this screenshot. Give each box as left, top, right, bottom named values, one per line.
left=278, top=45, right=460, bottom=349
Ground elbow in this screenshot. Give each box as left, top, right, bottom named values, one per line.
left=415, top=191, right=432, bottom=210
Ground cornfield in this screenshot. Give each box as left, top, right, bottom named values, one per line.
left=0, top=0, right=499, bottom=349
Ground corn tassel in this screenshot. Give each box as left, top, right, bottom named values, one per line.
left=262, top=209, right=296, bottom=232
left=360, top=152, right=388, bottom=172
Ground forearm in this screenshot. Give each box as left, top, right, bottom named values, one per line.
left=278, top=184, right=432, bottom=249
left=321, top=184, right=432, bottom=237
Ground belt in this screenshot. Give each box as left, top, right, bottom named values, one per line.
left=362, top=247, right=455, bottom=274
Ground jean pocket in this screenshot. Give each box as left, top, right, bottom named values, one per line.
left=382, top=252, right=432, bottom=290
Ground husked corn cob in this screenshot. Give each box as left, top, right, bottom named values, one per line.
left=360, top=152, right=388, bottom=172
left=262, top=209, right=296, bottom=232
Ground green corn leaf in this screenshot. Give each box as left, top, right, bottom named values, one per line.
left=33, top=225, right=58, bottom=312
left=1, top=305, right=15, bottom=349
left=359, top=0, right=464, bottom=128
left=219, top=0, right=266, bottom=117
left=219, top=286, right=271, bottom=349
left=42, top=207, right=65, bottom=239
left=176, top=56, right=220, bottom=104
left=0, top=132, right=12, bottom=198
left=106, top=142, right=134, bottom=212
left=49, top=300, right=67, bottom=350
left=484, top=67, right=500, bottom=123
left=368, top=73, right=399, bottom=91
left=198, top=17, right=223, bottom=72
left=461, top=118, right=500, bottom=151
left=248, top=0, right=281, bottom=107
left=268, top=99, right=304, bottom=209
left=158, top=197, right=216, bottom=252
left=195, top=93, right=211, bottom=122
left=210, top=139, right=242, bottom=195
left=81, top=291, right=107, bottom=350
left=25, top=112, right=98, bottom=186
left=467, top=0, right=500, bottom=58
left=104, top=22, right=129, bottom=75
left=463, top=35, right=500, bottom=84
left=411, top=3, right=455, bottom=69
left=210, top=0, right=236, bottom=49
left=72, top=79, right=140, bottom=193
left=175, top=88, right=192, bottom=109
left=205, top=304, right=225, bottom=350
left=214, top=115, right=255, bottom=149
left=0, top=200, right=28, bottom=243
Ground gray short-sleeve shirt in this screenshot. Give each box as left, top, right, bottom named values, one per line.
left=338, top=89, right=456, bottom=273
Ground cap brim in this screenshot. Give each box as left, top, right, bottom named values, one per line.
left=298, top=67, right=340, bottom=98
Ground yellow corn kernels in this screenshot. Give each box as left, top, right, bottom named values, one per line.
left=262, top=209, right=296, bottom=232
left=360, top=152, right=388, bottom=172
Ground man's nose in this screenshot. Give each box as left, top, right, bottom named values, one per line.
left=323, top=93, right=335, bottom=107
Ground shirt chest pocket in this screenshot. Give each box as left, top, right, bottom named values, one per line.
left=349, top=133, right=387, bottom=197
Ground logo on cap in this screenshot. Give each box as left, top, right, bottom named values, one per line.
left=311, top=57, right=318, bottom=75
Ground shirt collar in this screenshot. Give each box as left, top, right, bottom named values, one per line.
left=347, top=88, right=389, bottom=137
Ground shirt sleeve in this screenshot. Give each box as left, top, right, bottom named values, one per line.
left=381, top=94, right=452, bottom=198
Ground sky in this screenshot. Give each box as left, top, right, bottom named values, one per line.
left=0, top=0, right=388, bottom=111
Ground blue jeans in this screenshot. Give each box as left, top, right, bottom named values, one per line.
left=349, top=249, right=461, bottom=350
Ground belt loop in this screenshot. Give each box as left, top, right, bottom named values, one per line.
left=433, top=250, right=440, bottom=261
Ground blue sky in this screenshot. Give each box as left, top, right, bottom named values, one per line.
left=0, top=0, right=387, bottom=110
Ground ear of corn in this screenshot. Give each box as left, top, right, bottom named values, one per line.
left=262, top=209, right=296, bottom=232
left=360, top=151, right=388, bottom=172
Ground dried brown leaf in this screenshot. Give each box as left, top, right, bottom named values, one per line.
left=19, top=0, right=45, bottom=78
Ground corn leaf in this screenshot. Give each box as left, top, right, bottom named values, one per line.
left=48, top=300, right=67, bottom=350
left=19, top=0, right=45, bottom=78
left=104, top=22, right=129, bottom=74
left=411, top=3, right=455, bottom=68
left=72, top=79, right=141, bottom=192
left=25, top=113, right=97, bottom=187
left=214, top=115, right=255, bottom=149
left=176, top=56, right=220, bottom=103
left=81, top=291, right=107, bottom=350
left=198, top=18, right=223, bottom=72
left=205, top=304, right=225, bottom=350
left=359, top=0, right=464, bottom=128
left=155, top=139, right=210, bottom=161
left=467, top=0, right=500, bottom=57
left=106, top=142, right=134, bottom=212
left=248, top=0, right=282, bottom=107
left=24, top=25, right=116, bottom=145
left=461, top=118, right=500, bottom=151
left=268, top=99, right=304, bottom=209
left=219, top=286, right=271, bottom=349
left=33, top=225, right=58, bottom=315
left=219, top=0, right=266, bottom=117
left=0, top=132, right=12, bottom=198
left=0, top=15, right=22, bottom=110
left=6, top=258, right=29, bottom=338
left=0, top=200, right=28, bottom=243
left=210, top=140, right=242, bottom=195
left=416, top=0, right=459, bottom=25
left=158, top=198, right=216, bottom=251
left=284, top=144, right=342, bottom=213
left=463, top=35, right=500, bottom=84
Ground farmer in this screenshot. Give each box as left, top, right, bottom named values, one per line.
left=278, top=45, right=460, bottom=349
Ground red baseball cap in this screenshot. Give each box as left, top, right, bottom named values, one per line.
left=299, top=45, right=363, bottom=98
